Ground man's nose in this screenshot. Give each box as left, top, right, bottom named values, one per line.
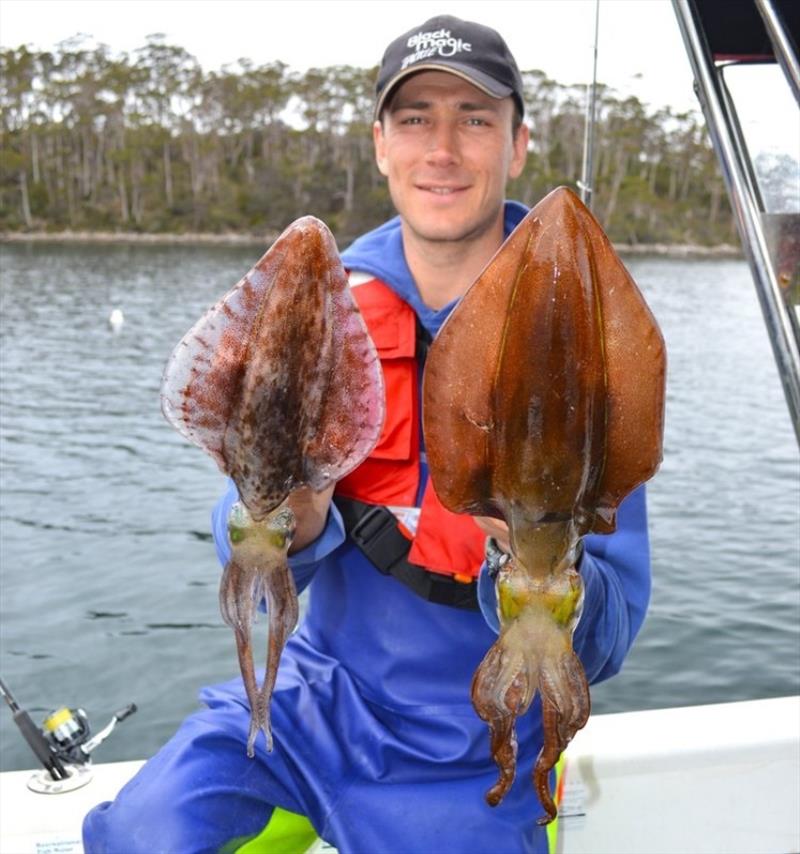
left=425, top=123, right=460, bottom=166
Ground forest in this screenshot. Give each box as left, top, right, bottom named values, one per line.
left=0, top=35, right=740, bottom=246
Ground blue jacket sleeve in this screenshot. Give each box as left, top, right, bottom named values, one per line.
left=210, top=480, right=346, bottom=595
left=477, top=484, right=652, bottom=686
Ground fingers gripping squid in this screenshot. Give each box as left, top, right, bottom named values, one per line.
left=161, top=218, right=384, bottom=755
left=422, top=188, right=666, bottom=822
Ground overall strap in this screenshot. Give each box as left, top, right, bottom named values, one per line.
left=334, top=496, right=479, bottom=611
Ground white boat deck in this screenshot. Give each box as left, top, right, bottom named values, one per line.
left=554, top=695, right=800, bottom=854
left=1, top=696, right=798, bottom=854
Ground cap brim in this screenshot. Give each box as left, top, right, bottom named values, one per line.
left=374, top=63, right=513, bottom=119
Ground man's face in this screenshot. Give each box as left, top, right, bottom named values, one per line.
left=373, top=71, right=528, bottom=246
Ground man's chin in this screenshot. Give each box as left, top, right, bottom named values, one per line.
left=406, top=218, right=497, bottom=246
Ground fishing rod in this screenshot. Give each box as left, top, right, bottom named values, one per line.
left=1, top=675, right=137, bottom=790
left=0, top=676, right=69, bottom=781
left=578, top=0, right=601, bottom=210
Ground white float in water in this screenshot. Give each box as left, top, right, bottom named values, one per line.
left=108, top=308, right=124, bottom=332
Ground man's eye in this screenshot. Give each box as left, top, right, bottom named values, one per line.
left=401, top=116, right=425, bottom=125
left=466, top=117, right=489, bottom=126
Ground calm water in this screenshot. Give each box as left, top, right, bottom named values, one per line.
left=0, top=242, right=798, bottom=772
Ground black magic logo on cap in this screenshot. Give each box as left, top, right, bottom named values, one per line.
left=401, top=28, right=472, bottom=70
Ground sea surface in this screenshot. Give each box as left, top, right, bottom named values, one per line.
left=0, top=242, right=798, bottom=773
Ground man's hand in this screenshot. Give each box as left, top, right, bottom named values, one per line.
left=473, top=515, right=511, bottom=554
left=286, top=485, right=336, bottom=553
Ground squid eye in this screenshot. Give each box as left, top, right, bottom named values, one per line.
left=228, top=524, right=245, bottom=544
left=269, top=531, right=287, bottom=549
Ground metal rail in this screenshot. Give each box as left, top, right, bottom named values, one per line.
left=672, top=0, right=800, bottom=444
left=754, top=0, right=800, bottom=106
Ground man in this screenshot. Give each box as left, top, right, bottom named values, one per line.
left=83, top=15, right=651, bottom=854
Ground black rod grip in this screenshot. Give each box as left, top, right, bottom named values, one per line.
left=13, top=709, right=69, bottom=780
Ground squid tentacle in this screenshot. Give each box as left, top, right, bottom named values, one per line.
left=472, top=641, right=526, bottom=806
left=472, top=627, right=544, bottom=809
left=533, top=650, right=591, bottom=824
left=534, top=693, right=562, bottom=825
left=219, top=558, right=263, bottom=756
left=484, top=712, right=518, bottom=806
left=258, top=560, right=299, bottom=754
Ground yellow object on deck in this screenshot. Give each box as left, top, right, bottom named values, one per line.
left=232, top=806, right=319, bottom=854
left=546, top=754, right=566, bottom=854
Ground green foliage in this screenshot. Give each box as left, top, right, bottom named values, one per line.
left=0, top=39, right=736, bottom=245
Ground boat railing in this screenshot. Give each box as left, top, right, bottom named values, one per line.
left=673, top=0, right=800, bottom=444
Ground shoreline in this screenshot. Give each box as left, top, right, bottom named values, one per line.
left=0, top=230, right=743, bottom=258
left=0, top=230, right=274, bottom=247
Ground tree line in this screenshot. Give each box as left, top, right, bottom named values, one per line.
left=0, top=35, right=738, bottom=245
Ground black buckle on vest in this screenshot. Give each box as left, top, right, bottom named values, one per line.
left=349, top=504, right=410, bottom=576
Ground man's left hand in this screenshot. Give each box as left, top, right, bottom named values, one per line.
left=473, top=516, right=511, bottom=554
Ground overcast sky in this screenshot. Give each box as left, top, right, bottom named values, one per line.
left=1, top=0, right=700, bottom=112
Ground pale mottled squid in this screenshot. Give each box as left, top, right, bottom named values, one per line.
left=423, top=187, right=666, bottom=822
left=161, top=218, right=384, bottom=755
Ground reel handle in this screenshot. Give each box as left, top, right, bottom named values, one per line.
left=113, top=703, right=137, bottom=722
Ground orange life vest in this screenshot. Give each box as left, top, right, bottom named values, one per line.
left=334, top=277, right=486, bottom=581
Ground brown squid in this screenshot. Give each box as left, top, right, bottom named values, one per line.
left=161, top=217, right=384, bottom=755
left=422, top=187, right=666, bottom=822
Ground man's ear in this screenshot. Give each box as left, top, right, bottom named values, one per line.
left=373, top=120, right=389, bottom=177
left=508, top=122, right=529, bottom=180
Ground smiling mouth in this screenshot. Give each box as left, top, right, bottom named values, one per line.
left=418, top=185, right=467, bottom=195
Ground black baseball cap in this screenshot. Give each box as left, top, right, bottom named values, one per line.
left=375, top=15, right=524, bottom=120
